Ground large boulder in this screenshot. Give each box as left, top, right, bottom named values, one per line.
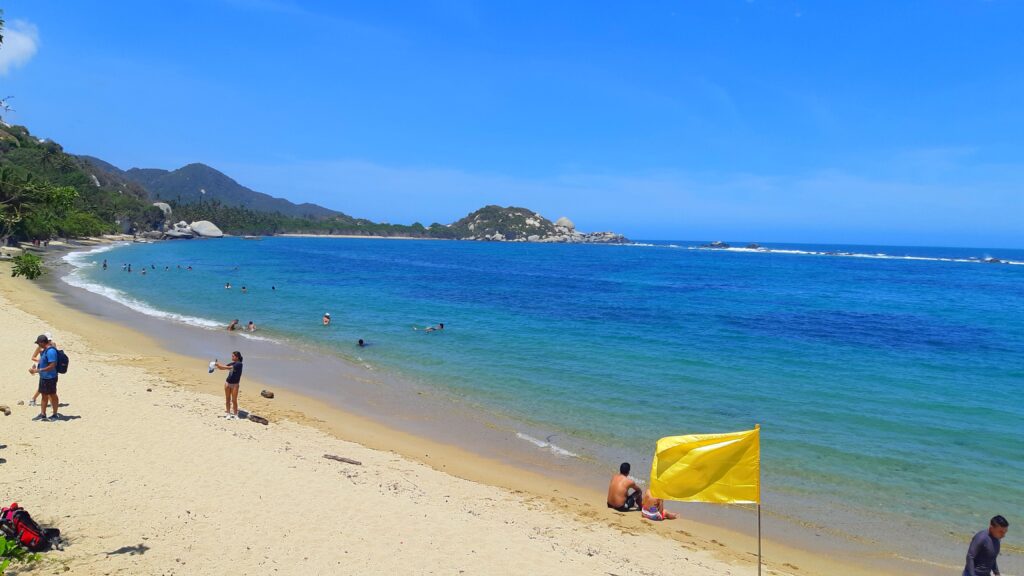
left=189, top=221, right=224, bottom=238
left=554, top=216, right=575, bottom=230
left=153, top=202, right=173, bottom=219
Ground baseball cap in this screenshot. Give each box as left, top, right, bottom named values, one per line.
left=34, top=334, right=50, bottom=344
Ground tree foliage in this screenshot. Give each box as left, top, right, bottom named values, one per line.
left=0, top=167, right=77, bottom=241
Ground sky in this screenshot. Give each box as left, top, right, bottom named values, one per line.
left=1, top=1, right=1022, bottom=247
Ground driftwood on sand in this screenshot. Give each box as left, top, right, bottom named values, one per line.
left=323, top=454, right=362, bottom=466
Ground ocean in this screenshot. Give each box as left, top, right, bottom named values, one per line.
left=61, top=237, right=1024, bottom=569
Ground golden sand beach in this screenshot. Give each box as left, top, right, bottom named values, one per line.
left=0, top=259, right=914, bottom=576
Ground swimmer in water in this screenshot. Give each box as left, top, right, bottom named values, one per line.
left=322, top=313, right=331, bottom=326
left=358, top=339, right=366, bottom=347
left=424, top=322, right=445, bottom=333
left=241, top=286, right=247, bottom=294
left=227, top=319, right=240, bottom=332
left=225, top=282, right=232, bottom=289
left=246, top=321, right=256, bottom=332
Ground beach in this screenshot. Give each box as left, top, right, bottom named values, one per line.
left=0, top=251, right=943, bottom=576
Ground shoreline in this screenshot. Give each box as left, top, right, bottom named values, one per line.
left=1, top=243, right=960, bottom=575
left=275, top=233, right=448, bottom=240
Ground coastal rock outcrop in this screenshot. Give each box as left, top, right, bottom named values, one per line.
left=152, top=202, right=173, bottom=219
left=158, top=219, right=225, bottom=239
left=448, top=206, right=627, bottom=244
left=189, top=220, right=224, bottom=238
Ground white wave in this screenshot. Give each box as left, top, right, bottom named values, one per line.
left=515, top=432, right=579, bottom=458
left=62, top=243, right=123, bottom=267
left=682, top=245, right=1023, bottom=267
left=60, top=245, right=224, bottom=330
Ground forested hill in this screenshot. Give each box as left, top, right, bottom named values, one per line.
left=3, top=122, right=624, bottom=242
left=80, top=158, right=344, bottom=220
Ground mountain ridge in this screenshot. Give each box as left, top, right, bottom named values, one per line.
left=78, top=157, right=345, bottom=220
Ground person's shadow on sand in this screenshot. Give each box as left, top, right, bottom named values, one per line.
left=50, top=414, right=82, bottom=421
left=107, top=544, right=149, bottom=556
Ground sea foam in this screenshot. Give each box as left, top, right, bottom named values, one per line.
left=61, top=245, right=224, bottom=330
left=685, top=245, right=1024, bottom=266
left=515, top=432, right=579, bottom=458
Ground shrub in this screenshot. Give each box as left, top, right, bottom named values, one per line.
left=10, top=252, right=44, bottom=279
left=0, top=535, right=40, bottom=572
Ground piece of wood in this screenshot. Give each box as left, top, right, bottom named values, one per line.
left=323, top=454, right=362, bottom=466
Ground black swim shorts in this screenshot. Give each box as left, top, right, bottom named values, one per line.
left=38, top=376, right=58, bottom=395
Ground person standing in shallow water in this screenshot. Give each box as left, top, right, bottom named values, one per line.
left=964, top=515, right=1008, bottom=576
left=214, top=351, right=243, bottom=419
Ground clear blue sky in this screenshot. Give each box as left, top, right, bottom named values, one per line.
left=2, top=1, right=1022, bottom=247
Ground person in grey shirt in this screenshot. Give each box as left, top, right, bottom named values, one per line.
left=964, top=515, right=1008, bottom=576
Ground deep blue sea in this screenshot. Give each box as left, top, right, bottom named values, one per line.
left=63, top=238, right=1023, bottom=562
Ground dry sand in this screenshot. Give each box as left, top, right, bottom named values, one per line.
left=0, top=263, right=907, bottom=576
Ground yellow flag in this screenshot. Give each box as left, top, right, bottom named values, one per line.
left=649, top=426, right=760, bottom=504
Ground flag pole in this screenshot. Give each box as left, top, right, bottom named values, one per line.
left=756, top=424, right=761, bottom=576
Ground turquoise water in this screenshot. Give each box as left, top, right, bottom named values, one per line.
left=64, top=238, right=1023, bottom=561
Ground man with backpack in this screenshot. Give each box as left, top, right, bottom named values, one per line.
left=28, top=335, right=60, bottom=421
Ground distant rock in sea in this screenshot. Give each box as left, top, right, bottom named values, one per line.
left=702, top=240, right=730, bottom=249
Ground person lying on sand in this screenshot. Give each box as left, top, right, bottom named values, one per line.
left=607, top=462, right=643, bottom=511
left=641, top=488, right=678, bottom=521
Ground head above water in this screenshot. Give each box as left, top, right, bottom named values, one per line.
left=358, top=339, right=365, bottom=346
left=990, top=515, right=1009, bottom=539
left=619, top=462, right=630, bottom=475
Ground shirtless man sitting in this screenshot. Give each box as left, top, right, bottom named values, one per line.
left=606, top=462, right=643, bottom=511
left=641, top=488, right=679, bottom=521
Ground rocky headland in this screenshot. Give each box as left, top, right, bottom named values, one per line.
left=447, top=206, right=627, bottom=244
